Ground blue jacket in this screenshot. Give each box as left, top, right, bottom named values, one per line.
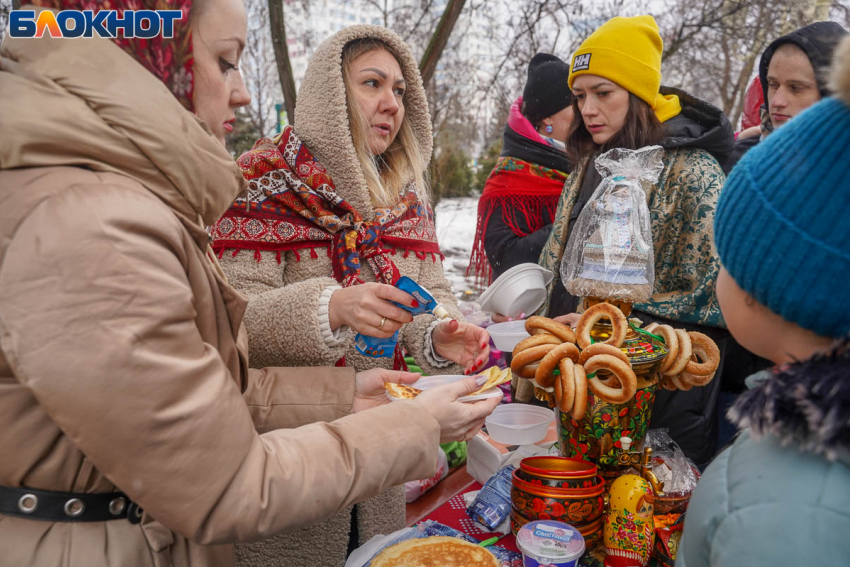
left=677, top=337, right=850, bottom=566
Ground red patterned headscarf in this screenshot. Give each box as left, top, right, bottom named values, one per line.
left=31, top=0, right=195, bottom=111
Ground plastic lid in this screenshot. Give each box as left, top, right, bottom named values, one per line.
left=516, top=520, right=585, bottom=562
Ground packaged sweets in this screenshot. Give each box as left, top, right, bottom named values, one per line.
left=467, top=465, right=515, bottom=531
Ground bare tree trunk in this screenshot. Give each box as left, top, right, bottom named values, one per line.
left=419, top=0, right=467, bottom=85
left=268, top=0, right=297, bottom=127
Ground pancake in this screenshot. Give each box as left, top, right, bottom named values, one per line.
left=384, top=382, right=422, bottom=399
left=371, top=536, right=501, bottom=567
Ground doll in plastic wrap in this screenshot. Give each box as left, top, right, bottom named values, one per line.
left=561, top=146, right=663, bottom=304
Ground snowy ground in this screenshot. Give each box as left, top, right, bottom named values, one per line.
left=434, top=196, right=480, bottom=297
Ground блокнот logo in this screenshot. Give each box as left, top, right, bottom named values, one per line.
left=9, top=10, right=183, bottom=39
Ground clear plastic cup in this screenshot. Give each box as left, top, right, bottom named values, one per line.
left=484, top=404, right=554, bottom=445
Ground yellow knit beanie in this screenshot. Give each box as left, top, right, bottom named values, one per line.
left=569, top=15, right=681, bottom=123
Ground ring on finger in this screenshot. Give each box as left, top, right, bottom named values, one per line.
left=379, top=316, right=387, bottom=330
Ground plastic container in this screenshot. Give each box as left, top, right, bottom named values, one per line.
left=485, top=404, right=554, bottom=445
left=488, top=320, right=531, bottom=352
left=386, top=375, right=503, bottom=403
left=516, top=520, right=585, bottom=567
left=479, top=263, right=553, bottom=318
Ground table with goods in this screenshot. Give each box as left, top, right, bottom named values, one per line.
left=348, top=147, right=719, bottom=566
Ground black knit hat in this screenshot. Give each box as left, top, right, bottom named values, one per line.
left=521, top=53, right=572, bottom=125
left=759, top=21, right=848, bottom=102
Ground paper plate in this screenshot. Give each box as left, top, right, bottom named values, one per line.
left=386, top=375, right=504, bottom=403
left=479, top=263, right=554, bottom=318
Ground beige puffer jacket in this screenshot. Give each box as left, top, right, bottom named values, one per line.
left=0, top=26, right=440, bottom=567
left=220, top=25, right=462, bottom=567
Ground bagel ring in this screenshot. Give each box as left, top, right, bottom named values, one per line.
left=644, top=322, right=660, bottom=333
left=662, top=329, right=692, bottom=376
left=670, top=373, right=693, bottom=391
left=516, top=363, right=539, bottom=379
left=575, top=303, right=628, bottom=349
left=535, top=342, right=581, bottom=388
left=584, top=354, right=637, bottom=404
left=654, top=325, right=679, bottom=373
left=659, top=375, right=678, bottom=391
left=514, top=333, right=562, bottom=355
left=685, top=332, right=720, bottom=376
left=554, top=358, right=576, bottom=413
left=511, top=344, right=557, bottom=378
left=525, top=316, right=577, bottom=344
left=681, top=368, right=716, bottom=387
left=578, top=342, right=630, bottom=367
left=572, top=365, right=588, bottom=420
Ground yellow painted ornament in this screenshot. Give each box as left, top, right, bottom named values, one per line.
left=603, top=474, right=655, bottom=567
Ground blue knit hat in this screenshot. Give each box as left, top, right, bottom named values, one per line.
left=715, top=41, right=850, bottom=338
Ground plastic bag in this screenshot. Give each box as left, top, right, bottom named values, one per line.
left=405, top=447, right=449, bottom=503
left=643, top=429, right=699, bottom=513
left=561, top=146, right=664, bottom=303
left=457, top=299, right=490, bottom=326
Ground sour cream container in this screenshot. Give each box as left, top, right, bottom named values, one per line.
left=515, top=520, right=585, bottom=567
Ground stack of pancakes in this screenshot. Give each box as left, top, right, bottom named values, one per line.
left=371, top=536, right=500, bottom=567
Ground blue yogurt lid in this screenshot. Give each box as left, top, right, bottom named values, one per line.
left=516, top=520, right=585, bottom=561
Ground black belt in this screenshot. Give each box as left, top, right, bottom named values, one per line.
left=0, top=485, right=143, bottom=523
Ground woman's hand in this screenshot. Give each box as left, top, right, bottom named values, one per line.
left=491, top=312, right=526, bottom=323
left=328, top=283, right=415, bottom=338
left=414, top=376, right=502, bottom=443
left=353, top=368, right=421, bottom=413
left=432, top=320, right=491, bottom=374
left=553, top=313, right=581, bottom=327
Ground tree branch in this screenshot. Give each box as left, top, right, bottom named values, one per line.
left=268, top=0, right=297, bottom=126
left=419, top=0, right=467, bottom=85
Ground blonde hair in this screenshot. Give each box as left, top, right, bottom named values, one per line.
left=342, top=39, right=429, bottom=208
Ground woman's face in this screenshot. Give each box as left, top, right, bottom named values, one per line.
left=541, top=104, right=574, bottom=143
left=766, top=44, right=820, bottom=129
left=348, top=48, right=406, bottom=156
left=192, top=0, right=251, bottom=145
left=572, top=74, right=630, bottom=145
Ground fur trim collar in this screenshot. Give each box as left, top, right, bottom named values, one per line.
left=728, top=336, right=850, bottom=465
left=293, top=25, right=432, bottom=221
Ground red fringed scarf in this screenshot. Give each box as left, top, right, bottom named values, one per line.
left=211, top=127, right=444, bottom=370
left=467, top=157, right=567, bottom=288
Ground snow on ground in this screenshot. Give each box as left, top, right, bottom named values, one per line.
left=434, top=196, right=480, bottom=297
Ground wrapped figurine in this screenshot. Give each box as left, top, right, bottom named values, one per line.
left=561, top=146, right=664, bottom=303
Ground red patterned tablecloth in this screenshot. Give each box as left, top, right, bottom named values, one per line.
left=418, top=481, right=520, bottom=553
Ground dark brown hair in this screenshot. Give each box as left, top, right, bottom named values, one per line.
left=565, top=93, right=665, bottom=163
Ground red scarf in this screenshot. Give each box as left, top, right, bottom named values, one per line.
left=33, top=0, right=195, bottom=111
left=467, top=157, right=567, bottom=288
left=211, top=127, right=444, bottom=369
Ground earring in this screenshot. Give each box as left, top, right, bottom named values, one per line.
left=545, top=125, right=554, bottom=133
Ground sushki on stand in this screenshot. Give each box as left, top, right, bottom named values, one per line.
left=507, top=147, right=719, bottom=566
